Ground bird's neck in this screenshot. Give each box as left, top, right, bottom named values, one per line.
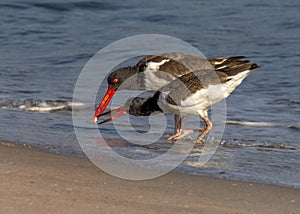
left=118, top=66, right=145, bottom=90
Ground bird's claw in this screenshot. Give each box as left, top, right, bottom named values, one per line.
left=167, top=129, right=195, bottom=141
left=194, top=139, right=205, bottom=146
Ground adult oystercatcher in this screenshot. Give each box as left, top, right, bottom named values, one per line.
left=97, top=61, right=259, bottom=142
left=93, top=52, right=254, bottom=136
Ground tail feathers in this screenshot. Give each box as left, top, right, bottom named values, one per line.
left=249, top=63, right=260, bottom=70
left=208, top=56, right=260, bottom=77
left=217, top=63, right=259, bottom=76
left=209, top=56, right=245, bottom=66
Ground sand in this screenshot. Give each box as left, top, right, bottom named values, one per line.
left=0, top=141, right=299, bottom=214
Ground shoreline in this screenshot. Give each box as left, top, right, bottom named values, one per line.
left=1, top=141, right=299, bottom=214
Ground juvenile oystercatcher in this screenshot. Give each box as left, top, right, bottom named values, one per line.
left=93, top=52, right=255, bottom=137
left=97, top=61, right=259, bottom=142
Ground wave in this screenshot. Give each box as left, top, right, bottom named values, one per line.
left=0, top=1, right=130, bottom=12
left=1, top=99, right=299, bottom=133
left=0, top=3, right=28, bottom=9
left=270, top=98, right=300, bottom=106
left=0, top=99, right=87, bottom=113
left=226, top=120, right=276, bottom=127
left=221, top=141, right=298, bottom=151
left=288, top=125, right=300, bottom=130
left=226, top=120, right=300, bottom=131
left=29, top=1, right=129, bottom=12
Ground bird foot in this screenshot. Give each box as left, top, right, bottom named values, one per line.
left=167, top=129, right=197, bottom=141
left=194, top=139, right=205, bottom=146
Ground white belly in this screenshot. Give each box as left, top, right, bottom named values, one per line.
left=158, top=70, right=252, bottom=115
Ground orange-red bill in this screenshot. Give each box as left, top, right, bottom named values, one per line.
left=93, top=88, right=116, bottom=123
left=97, top=107, right=126, bottom=125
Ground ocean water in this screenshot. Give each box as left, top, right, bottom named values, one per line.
left=1, top=0, right=300, bottom=188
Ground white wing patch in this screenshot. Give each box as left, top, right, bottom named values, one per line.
left=144, top=59, right=171, bottom=90
left=146, top=59, right=170, bottom=71
left=213, top=58, right=227, bottom=65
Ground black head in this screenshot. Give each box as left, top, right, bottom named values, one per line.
left=96, top=93, right=162, bottom=125
left=125, top=92, right=162, bottom=116
left=126, top=97, right=149, bottom=116
left=107, top=66, right=136, bottom=90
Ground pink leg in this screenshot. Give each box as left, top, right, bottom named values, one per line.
left=168, top=110, right=212, bottom=143
left=168, top=114, right=183, bottom=140
left=195, top=111, right=212, bottom=143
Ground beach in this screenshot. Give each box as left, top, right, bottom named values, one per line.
left=0, top=141, right=299, bottom=214
left=1, top=0, right=300, bottom=193
left=1, top=1, right=300, bottom=213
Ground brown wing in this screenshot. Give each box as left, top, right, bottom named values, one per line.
left=163, top=60, right=259, bottom=106
left=163, top=70, right=213, bottom=106
left=136, top=53, right=255, bottom=76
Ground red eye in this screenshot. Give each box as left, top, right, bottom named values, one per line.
left=113, top=78, right=119, bottom=83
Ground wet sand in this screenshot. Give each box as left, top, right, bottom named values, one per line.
left=0, top=141, right=299, bottom=214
